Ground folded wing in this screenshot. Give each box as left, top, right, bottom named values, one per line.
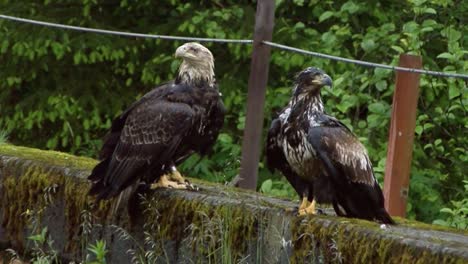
left=89, top=100, right=195, bottom=200
left=307, top=118, right=394, bottom=224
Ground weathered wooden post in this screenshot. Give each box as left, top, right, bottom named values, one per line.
left=383, top=54, right=422, bottom=217
left=237, top=0, right=275, bottom=189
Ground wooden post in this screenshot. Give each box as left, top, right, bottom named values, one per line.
left=238, top=0, right=275, bottom=189
left=383, top=54, right=422, bottom=217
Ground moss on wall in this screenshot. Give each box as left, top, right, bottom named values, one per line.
left=0, top=144, right=263, bottom=262
left=1, top=163, right=62, bottom=250
left=130, top=189, right=261, bottom=262
left=290, top=216, right=467, bottom=264
left=0, top=144, right=109, bottom=254
left=1, top=144, right=467, bottom=263
left=0, top=144, right=97, bottom=171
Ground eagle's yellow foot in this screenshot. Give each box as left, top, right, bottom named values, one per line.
left=298, top=199, right=317, bottom=216
left=167, top=168, right=198, bottom=191
left=167, top=169, right=186, bottom=184
left=298, top=196, right=310, bottom=212
left=150, top=174, right=187, bottom=190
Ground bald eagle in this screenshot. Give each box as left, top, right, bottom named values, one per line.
left=88, top=42, right=225, bottom=201
left=266, top=67, right=394, bottom=224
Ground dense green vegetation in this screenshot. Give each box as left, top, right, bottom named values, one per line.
left=0, top=0, right=466, bottom=227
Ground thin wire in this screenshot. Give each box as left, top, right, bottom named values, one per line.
left=263, top=41, right=468, bottom=80
left=0, top=14, right=253, bottom=44
left=1, top=14, right=467, bottom=80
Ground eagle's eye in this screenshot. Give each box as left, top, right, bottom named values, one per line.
left=189, top=47, right=199, bottom=53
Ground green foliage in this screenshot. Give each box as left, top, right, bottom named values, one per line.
left=433, top=180, right=468, bottom=230
left=0, top=0, right=466, bottom=227
left=0, top=130, right=8, bottom=144
left=87, top=240, right=108, bottom=264
left=260, top=179, right=297, bottom=199
left=27, top=227, right=59, bottom=264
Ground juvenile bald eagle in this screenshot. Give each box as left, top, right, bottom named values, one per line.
left=266, top=67, right=394, bottom=224
left=88, top=42, right=225, bottom=201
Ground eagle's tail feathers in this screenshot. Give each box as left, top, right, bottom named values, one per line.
left=88, top=158, right=110, bottom=181
left=376, top=208, right=396, bottom=225
left=88, top=183, right=113, bottom=201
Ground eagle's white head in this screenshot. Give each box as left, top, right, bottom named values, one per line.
left=175, top=42, right=215, bottom=87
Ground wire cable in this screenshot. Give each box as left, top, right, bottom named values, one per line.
left=1, top=14, right=467, bottom=80
left=0, top=14, right=253, bottom=44
left=263, top=41, right=468, bottom=80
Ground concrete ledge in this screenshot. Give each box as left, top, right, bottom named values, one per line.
left=0, top=144, right=467, bottom=263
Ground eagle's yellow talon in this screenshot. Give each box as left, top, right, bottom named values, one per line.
left=166, top=167, right=198, bottom=191
left=150, top=174, right=188, bottom=190
left=298, top=196, right=310, bottom=212
left=168, top=169, right=186, bottom=184
left=298, top=199, right=317, bottom=216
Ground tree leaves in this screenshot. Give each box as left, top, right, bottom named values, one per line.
left=0, top=0, right=466, bottom=226
left=319, top=11, right=334, bottom=22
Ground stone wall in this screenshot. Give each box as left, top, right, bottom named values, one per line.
left=0, top=144, right=467, bottom=263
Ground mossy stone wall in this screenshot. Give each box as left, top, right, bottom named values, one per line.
left=0, top=144, right=467, bottom=263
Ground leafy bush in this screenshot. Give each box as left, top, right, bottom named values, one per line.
left=433, top=180, right=468, bottom=230
left=0, top=130, right=8, bottom=144
left=0, top=0, right=466, bottom=226
left=87, top=240, right=108, bottom=264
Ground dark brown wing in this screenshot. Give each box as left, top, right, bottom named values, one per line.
left=307, top=117, right=394, bottom=224
left=201, top=98, right=225, bottom=155
left=98, top=82, right=173, bottom=160
left=312, top=123, right=375, bottom=186
left=89, top=100, right=195, bottom=200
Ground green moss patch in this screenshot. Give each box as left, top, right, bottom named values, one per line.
left=394, top=217, right=468, bottom=236
left=1, top=144, right=466, bottom=263
left=290, top=216, right=467, bottom=264
left=2, top=164, right=62, bottom=250
left=0, top=145, right=109, bottom=254
left=138, top=189, right=260, bottom=261
left=0, top=144, right=97, bottom=171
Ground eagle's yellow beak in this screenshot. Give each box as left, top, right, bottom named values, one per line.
left=175, top=45, right=186, bottom=58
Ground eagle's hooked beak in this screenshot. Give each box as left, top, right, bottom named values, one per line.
left=320, top=74, right=333, bottom=88
left=175, top=45, right=186, bottom=58
left=310, top=73, right=332, bottom=89
left=175, top=44, right=200, bottom=61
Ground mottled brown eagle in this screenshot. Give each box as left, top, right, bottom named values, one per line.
left=266, top=67, right=394, bottom=224
left=88, top=42, right=225, bottom=201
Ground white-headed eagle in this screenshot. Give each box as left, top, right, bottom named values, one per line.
left=88, top=42, right=225, bottom=202
left=266, top=67, right=394, bottom=224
